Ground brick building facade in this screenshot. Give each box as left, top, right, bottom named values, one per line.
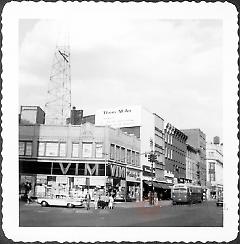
left=164, top=123, right=188, bottom=184
left=181, top=129, right=206, bottom=187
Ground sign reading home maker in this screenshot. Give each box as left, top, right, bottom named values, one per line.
left=95, top=105, right=142, bottom=128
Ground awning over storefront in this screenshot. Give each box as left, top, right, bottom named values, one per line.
left=143, top=180, right=170, bottom=190
left=154, top=182, right=170, bottom=190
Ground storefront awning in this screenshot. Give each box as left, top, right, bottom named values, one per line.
left=153, top=182, right=170, bottom=190
left=143, top=180, right=170, bottom=190
left=143, top=180, right=152, bottom=186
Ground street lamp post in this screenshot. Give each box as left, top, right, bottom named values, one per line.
left=103, top=153, right=109, bottom=194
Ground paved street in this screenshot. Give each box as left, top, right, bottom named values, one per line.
left=19, top=200, right=223, bottom=227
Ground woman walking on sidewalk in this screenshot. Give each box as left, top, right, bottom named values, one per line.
left=154, top=192, right=158, bottom=206
left=93, top=193, right=98, bottom=210
left=109, top=195, right=114, bottom=209
left=27, top=189, right=32, bottom=204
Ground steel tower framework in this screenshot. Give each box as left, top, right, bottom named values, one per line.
left=45, top=45, right=71, bottom=125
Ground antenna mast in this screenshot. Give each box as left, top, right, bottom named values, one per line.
left=45, top=34, right=71, bottom=125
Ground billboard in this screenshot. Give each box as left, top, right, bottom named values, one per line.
left=95, top=105, right=142, bottom=128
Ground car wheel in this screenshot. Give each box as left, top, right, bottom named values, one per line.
left=67, top=203, right=74, bottom=208
left=41, top=201, right=48, bottom=207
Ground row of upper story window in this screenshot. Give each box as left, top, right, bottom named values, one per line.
left=165, top=133, right=173, bottom=144
left=19, top=141, right=140, bottom=167
left=209, top=173, right=216, bottom=182
left=110, top=144, right=140, bottom=167
left=19, top=141, right=104, bottom=158
left=165, top=147, right=186, bottom=160
left=207, top=151, right=223, bottom=159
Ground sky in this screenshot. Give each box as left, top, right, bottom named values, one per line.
left=19, top=18, right=222, bottom=142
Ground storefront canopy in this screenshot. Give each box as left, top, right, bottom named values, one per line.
left=143, top=180, right=170, bottom=190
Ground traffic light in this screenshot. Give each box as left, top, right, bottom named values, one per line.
left=153, top=154, right=157, bottom=162
left=148, top=153, right=157, bottom=162
left=148, top=154, right=151, bottom=162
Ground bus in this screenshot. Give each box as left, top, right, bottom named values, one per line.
left=172, top=183, right=203, bottom=205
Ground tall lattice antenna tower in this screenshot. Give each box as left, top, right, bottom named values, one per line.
left=45, top=30, right=71, bottom=125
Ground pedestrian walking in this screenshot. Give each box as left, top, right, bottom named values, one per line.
left=104, top=193, right=109, bottom=209
left=27, top=189, right=32, bottom=204
left=154, top=192, right=158, bottom=206
left=109, top=195, right=114, bottom=209
left=93, top=192, right=98, bottom=210
left=85, top=191, right=91, bottom=210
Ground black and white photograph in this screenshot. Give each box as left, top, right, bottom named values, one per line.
left=2, top=2, right=238, bottom=243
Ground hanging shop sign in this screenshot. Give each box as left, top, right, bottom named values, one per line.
left=126, top=168, right=141, bottom=182
left=142, top=165, right=155, bottom=177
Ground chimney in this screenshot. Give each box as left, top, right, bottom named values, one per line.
left=213, top=136, right=220, bottom=145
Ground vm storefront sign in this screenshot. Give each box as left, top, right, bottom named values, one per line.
left=109, top=164, right=126, bottom=179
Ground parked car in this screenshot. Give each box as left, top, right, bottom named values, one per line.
left=216, top=192, right=223, bottom=207
left=37, top=196, right=84, bottom=208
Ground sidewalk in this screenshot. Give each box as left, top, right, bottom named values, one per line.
left=115, top=200, right=172, bottom=208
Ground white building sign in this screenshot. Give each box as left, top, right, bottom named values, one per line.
left=74, top=177, right=86, bottom=186
left=95, top=105, right=142, bottom=128
left=56, top=176, right=68, bottom=184
left=126, top=168, right=141, bottom=182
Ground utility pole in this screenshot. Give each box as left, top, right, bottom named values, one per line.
left=147, top=138, right=157, bottom=205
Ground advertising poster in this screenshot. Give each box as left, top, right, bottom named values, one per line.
left=95, top=105, right=142, bottom=128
